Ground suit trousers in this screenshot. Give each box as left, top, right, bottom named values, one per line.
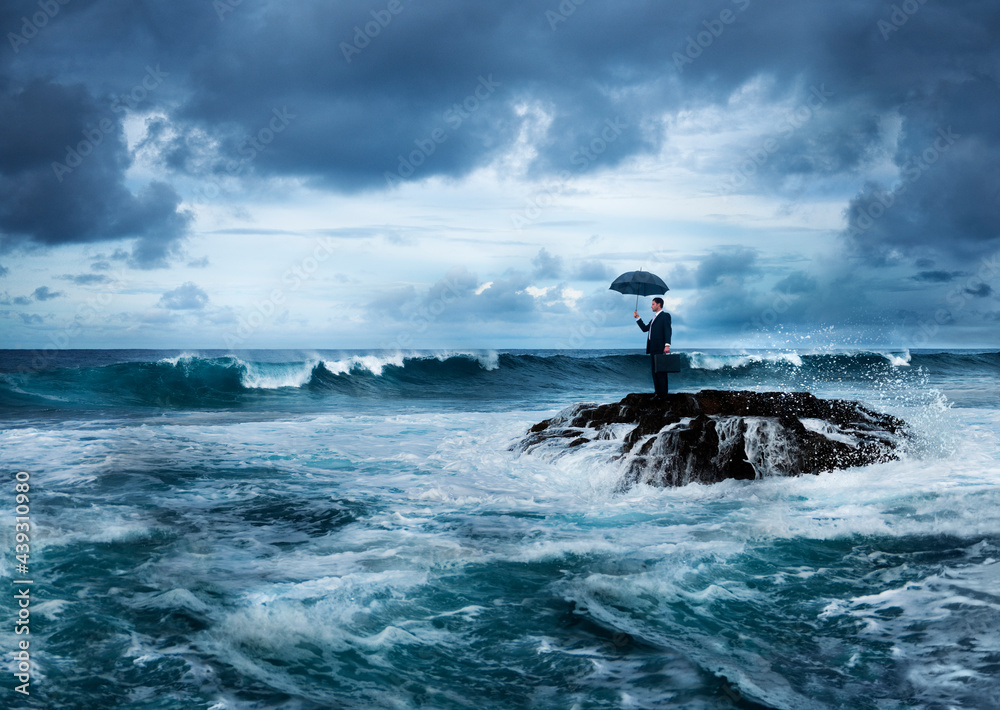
left=650, top=356, right=669, bottom=395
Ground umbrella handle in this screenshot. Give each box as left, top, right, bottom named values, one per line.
left=635, top=293, right=639, bottom=310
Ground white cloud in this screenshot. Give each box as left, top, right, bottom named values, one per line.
left=523, top=286, right=554, bottom=298
left=561, top=287, right=584, bottom=308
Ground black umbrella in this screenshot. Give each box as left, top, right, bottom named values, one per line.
left=609, top=270, right=669, bottom=309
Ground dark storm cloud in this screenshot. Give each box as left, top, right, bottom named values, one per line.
left=679, top=244, right=1000, bottom=346
left=695, top=246, right=759, bottom=288
left=31, top=285, right=61, bottom=300
left=87, top=249, right=130, bottom=272
left=3, top=0, right=999, bottom=305
left=843, top=118, right=1000, bottom=263
left=60, top=273, right=110, bottom=285
left=161, top=0, right=679, bottom=184
left=1, top=286, right=61, bottom=304
left=676, top=248, right=903, bottom=344
left=965, top=283, right=992, bottom=298
left=8, top=2, right=997, bottom=192
left=773, top=271, right=817, bottom=295
left=0, top=1, right=897, bottom=188
left=0, top=76, right=192, bottom=266
left=662, top=264, right=697, bottom=291
left=683, top=250, right=800, bottom=339
left=913, top=270, right=964, bottom=283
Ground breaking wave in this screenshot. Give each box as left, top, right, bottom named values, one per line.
left=0, top=349, right=994, bottom=412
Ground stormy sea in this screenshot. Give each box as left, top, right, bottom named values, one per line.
left=1, top=348, right=999, bottom=710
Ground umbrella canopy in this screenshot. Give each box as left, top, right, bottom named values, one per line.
left=609, top=270, right=669, bottom=297
left=610, top=270, right=669, bottom=309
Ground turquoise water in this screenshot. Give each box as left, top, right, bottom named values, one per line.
left=2, top=349, right=999, bottom=709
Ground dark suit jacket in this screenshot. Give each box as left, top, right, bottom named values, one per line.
left=636, top=311, right=671, bottom=354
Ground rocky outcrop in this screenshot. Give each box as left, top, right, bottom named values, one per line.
left=516, top=390, right=908, bottom=488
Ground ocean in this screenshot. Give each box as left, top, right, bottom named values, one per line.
left=1, top=348, right=998, bottom=709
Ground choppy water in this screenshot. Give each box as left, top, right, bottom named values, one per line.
left=2, top=349, right=999, bottom=709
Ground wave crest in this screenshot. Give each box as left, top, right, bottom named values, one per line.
left=1, top=349, right=993, bottom=411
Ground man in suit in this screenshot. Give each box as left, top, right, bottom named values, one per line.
left=634, top=297, right=672, bottom=395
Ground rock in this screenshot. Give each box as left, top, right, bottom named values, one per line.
left=515, top=390, right=908, bottom=488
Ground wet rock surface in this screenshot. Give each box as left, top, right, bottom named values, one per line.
left=516, top=390, right=908, bottom=488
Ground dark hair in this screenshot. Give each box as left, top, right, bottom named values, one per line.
left=652, top=297, right=664, bottom=306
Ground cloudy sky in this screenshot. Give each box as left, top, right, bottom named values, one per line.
left=1, top=0, right=998, bottom=350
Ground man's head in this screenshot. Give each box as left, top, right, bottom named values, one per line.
left=651, top=297, right=663, bottom=312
